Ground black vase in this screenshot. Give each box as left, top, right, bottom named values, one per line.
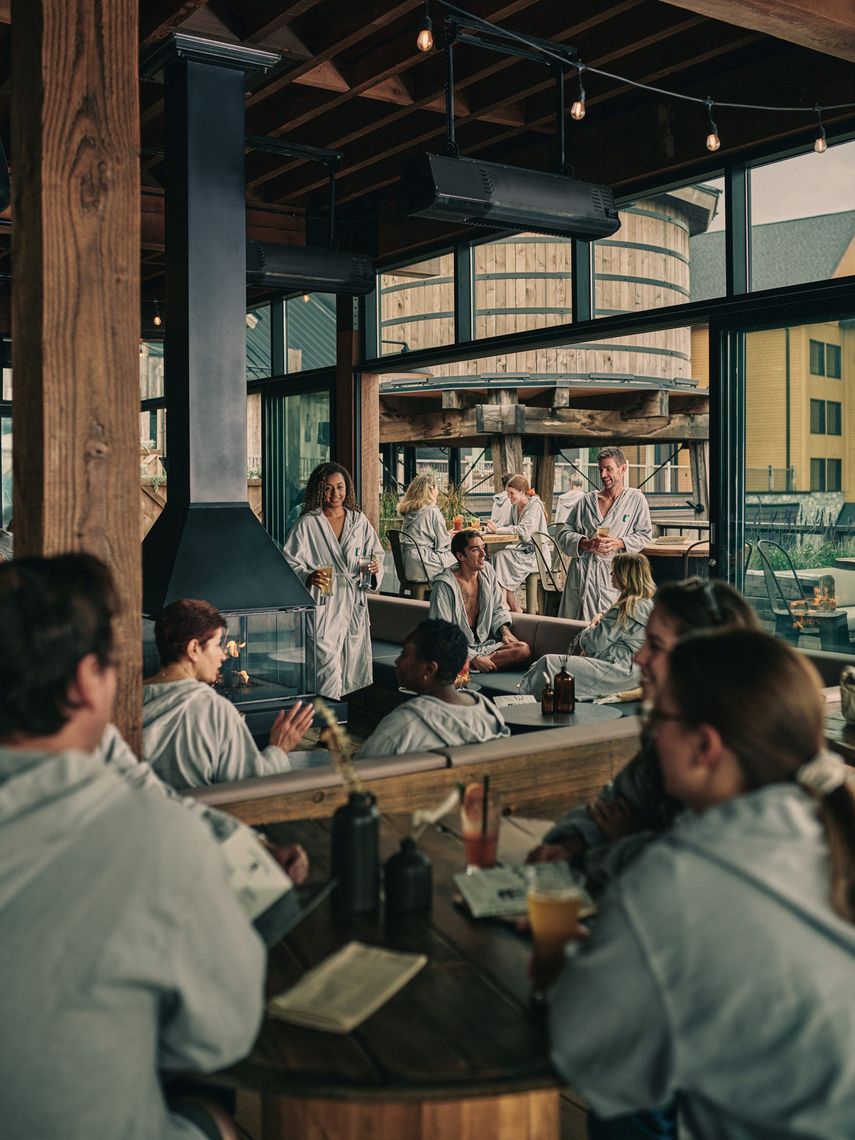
left=331, top=790, right=380, bottom=913
left=384, top=837, right=432, bottom=914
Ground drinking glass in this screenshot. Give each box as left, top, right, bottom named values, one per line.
left=460, top=783, right=502, bottom=873
left=316, top=566, right=334, bottom=604
left=596, top=525, right=610, bottom=539
left=524, top=863, right=582, bottom=998
left=356, top=557, right=372, bottom=590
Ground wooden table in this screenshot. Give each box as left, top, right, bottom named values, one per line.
left=451, top=529, right=519, bottom=553
left=214, top=815, right=562, bottom=1140
left=500, top=701, right=623, bottom=731
left=642, top=540, right=710, bottom=583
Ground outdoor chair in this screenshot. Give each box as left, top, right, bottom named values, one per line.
left=531, top=531, right=565, bottom=617
left=681, top=539, right=710, bottom=580
left=755, top=539, right=818, bottom=644
left=386, top=528, right=432, bottom=601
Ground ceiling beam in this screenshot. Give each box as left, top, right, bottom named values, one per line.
left=660, top=0, right=855, bottom=62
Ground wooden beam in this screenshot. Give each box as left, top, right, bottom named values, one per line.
left=687, top=440, right=710, bottom=517
left=380, top=406, right=480, bottom=445
left=661, top=0, right=855, bottom=62
left=568, top=391, right=671, bottom=416
left=478, top=406, right=710, bottom=443
left=532, top=451, right=555, bottom=520
left=360, top=374, right=381, bottom=534
left=13, top=0, right=142, bottom=750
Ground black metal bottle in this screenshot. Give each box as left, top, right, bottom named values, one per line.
left=384, top=837, right=432, bottom=914
left=331, top=790, right=380, bottom=912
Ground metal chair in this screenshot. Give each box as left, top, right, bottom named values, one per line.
left=754, top=539, right=816, bottom=644
left=681, top=539, right=710, bottom=580
left=531, top=531, right=565, bottom=617
left=386, top=528, right=432, bottom=601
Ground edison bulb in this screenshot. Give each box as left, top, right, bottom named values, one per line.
left=705, top=131, right=721, bottom=153
left=814, top=134, right=827, bottom=154
left=417, top=25, right=433, bottom=52
left=570, top=99, right=586, bottom=121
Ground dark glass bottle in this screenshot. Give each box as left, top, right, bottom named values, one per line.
left=541, top=679, right=554, bottom=716
left=331, top=791, right=380, bottom=913
left=384, top=837, right=432, bottom=914
left=554, top=666, right=575, bottom=715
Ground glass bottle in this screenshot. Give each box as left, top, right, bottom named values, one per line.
left=554, top=665, right=575, bottom=715
left=541, top=678, right=554, bottom=716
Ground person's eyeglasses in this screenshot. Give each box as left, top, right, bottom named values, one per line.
left=642, top=706, right=697, bottom=734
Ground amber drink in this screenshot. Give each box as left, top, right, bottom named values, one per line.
left=525, top=863, right=582, bottom=995
left=460, top=782, right=501, bottom=872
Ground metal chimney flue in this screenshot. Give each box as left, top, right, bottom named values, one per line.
left=141, top=35, right=311, bottom=616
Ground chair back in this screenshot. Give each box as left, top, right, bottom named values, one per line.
left=386, top=528, right=430, bottom=597
left=531, top=531, right=564, bottom=617
left=681, top=540, right=709, bottom=580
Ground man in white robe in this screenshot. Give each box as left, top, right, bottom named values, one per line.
left=0, top=554, right=265, bottom=1140
left=557, top=448, right=652, bottom=621
left=553, top=476, right=585, bottom=525
left=282, top=506, right=384, bottom=698
left=428, top=530, right=530, bottom=672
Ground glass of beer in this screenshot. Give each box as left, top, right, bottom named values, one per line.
left=316, top=566, right=334, bottom=602
left=596, top=525, right=610, bottom=539
left=524, top=863, right=583, bottom=998
left=460, top=782, right=502, bottom=873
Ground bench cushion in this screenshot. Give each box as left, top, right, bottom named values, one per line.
left=439, top=716, right=642, bottom=767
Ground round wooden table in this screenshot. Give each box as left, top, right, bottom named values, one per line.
left=499, top=702, right=624, bottom=729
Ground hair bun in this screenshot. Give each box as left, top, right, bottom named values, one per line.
left=797, top=749, right=849, bottom=796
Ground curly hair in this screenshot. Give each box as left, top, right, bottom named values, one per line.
left=0, top=554, right=119, bottom=739
left=154, top=598, right=225, bottom=665
left=300, top=462, right=359, bottom=515
left=406, top=619, right=469, bottom=683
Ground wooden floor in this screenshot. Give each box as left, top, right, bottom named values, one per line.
left=236, top=1089, right=589, bottom=1139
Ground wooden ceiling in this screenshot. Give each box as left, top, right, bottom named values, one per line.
left=0, top=0, right=853, bottom=305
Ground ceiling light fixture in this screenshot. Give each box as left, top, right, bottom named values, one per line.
left=152, top=300, right=163, bottom=327
left=570, top=70, right=586, bottom=121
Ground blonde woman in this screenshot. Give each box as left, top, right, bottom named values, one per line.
left=487, top=473, right=548, bottom=612
left=398, top=474, right=456, bottom=582
left=519, top=552, right=655, bottom=701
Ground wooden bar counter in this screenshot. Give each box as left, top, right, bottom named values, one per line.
left=213, top=815, right=564, bottom=1140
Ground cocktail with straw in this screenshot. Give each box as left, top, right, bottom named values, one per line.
left=460, top=775, right=501, bottom=873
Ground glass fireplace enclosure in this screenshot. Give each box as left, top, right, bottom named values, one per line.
left=215, top=605, right=317, bottom=711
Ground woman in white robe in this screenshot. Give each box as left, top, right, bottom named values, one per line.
left=487, top=474, right=548, bottom=612
left=519, top=553, right=655, bottom=701
left=549, top=631, right=855, bottom=1140
left=397, top=473, right=456, bottom=581
left=357, top=619, right=509, bottom=757
left=143, top=598, right=315, bottom=790
left=282, top=462, right=384, bottom=699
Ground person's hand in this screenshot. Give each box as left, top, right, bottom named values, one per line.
left=270, top=842, right=309, bottom=885
left=367, top=558, right=379, bottom=574
left=501, top=627, right=523, bottom=646
left=307, top=567, right=331, bottom=589
left=485, top=519, right=498, bottom=533
left=269, top=700, right=315, bottom=752
left=594, top=536, right=623, bottom=555
left=471, top=653, right=496, bottom=672
left=587, top=611, right=605, bottom=629
left=587, top=796, right=637, bottom=841
left=526, top=833, right=587, bottom=864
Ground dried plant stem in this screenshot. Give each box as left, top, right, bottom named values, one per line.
left=314, top=698, right=364, bottom=795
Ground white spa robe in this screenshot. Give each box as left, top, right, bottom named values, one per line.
left=400, top=505, right=456, bottom=581
left=143, top=680, right=296, bottom=791
left=492, top=495, right=549, bottom=591
left=556, top=488, right=652, bottom=620
left=519, top=598, right=653, bottom=701
left=553, top=488, right=584, bottom=525
left=282, top=508, right=384, bottom=699
left=428, top=563, right=513, bottom=660
left=0, top=745, right=264, bottom=1140
left=0, top=527, right=13, bottom=560
left=357, top=692, right=509, bottom=758
left=549, top=785, right=855, bottom=1139
left=490, top=491, right=514, bottom=528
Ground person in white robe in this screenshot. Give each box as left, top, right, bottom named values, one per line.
left=143, top=598, right=316, bottom=791
left=519, top=553, right=655, bottom=701
left=397, top=473, right=456, bottom=581
left=0, top=553, right=265, bottom=1140
left=556, top=447, right=652, bottom=621
left=489, top=473, right=514, bottom=528
left=357, top=619, right=509, bottom=757
left=282, top=462, right=384, bottom=699
left=487, top=474, right=549, bottom=612
left=549, top=631, right=855, bottom=1140
left=428, top=530, right=530, bottom=672
left=553, top=477, right=585, bottom=525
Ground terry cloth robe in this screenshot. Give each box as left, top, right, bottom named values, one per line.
left=357, top=692, right=510, bottom=758
left=0, top=745, right=264, bottom=1140
left=428, top=562, right=512, bottom=661
left=143, top=680, right=301, bottom=791
left=519, top=598, right=653, bottom=702
left=556, top=488, right=652, bottom=620
left=400, top=505, right=457, bottom=581
left=492, top=495, right=549, bottom=591
left=549, top=785, right=855, bottom=1140
left=553, top=488, right=584, bottom=526
left=0, top=527, right=13, bottom=560
left=282, top=507, right=384, bottom=699
left=490, top=491, right=514, bottom=528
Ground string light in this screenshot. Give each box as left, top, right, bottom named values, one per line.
left=152, top=300, right=162, bottom=327
left=814, top=105, right=827, bottom=153
left=302, top=293, right=311, bottom=303
left=570, top=70, right=586, bottom=121
left=704, top=98, right=721, bottom=152
left=417, top=2, right=433, bottom=52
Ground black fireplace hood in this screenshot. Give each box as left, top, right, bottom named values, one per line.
left=141, top=36, right=313, bottom=618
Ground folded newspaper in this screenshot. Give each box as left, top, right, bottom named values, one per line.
left=454, top=864, right=594, bottom=920
left=268, top=942, right=428, bottom=1034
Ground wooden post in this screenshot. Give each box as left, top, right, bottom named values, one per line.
left=12, top=0, right=141, bottom=750
left=487, top=389, right=523, bottom=488
left=360, top=373, right=380, bottom=534
left=687, top=440, right=710, bottom=518
left=335, top=294, right=359, bottom=480
left=532, top=450, right=556, bottom=519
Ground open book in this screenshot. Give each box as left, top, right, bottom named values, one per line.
left=268, top=941, right=427, bottom=1034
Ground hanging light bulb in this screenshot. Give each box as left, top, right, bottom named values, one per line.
left=302, top=292, right=311, bottom=303
left=813, top=105, right=827, bottom=154
left=416, top=2, right=433, bottom=52
left=152, top=300, right=162, bottom=327
left=704, top=98, right=720, bottom=152
left=570, top=70, right=586, bottom=121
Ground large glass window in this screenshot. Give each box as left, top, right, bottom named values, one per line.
left=286, top=293, right=336, bottom=372
left=246, top=304, right=272, bottom=380
left=262, top=388, right=331, bottom=546
left=1, top=416, right=11, bottom=527
left=474, top=233, right=571, bottom=338
left=379, top=253, right=454, bottom=356
left=749, top=140, right=855, bottom=292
